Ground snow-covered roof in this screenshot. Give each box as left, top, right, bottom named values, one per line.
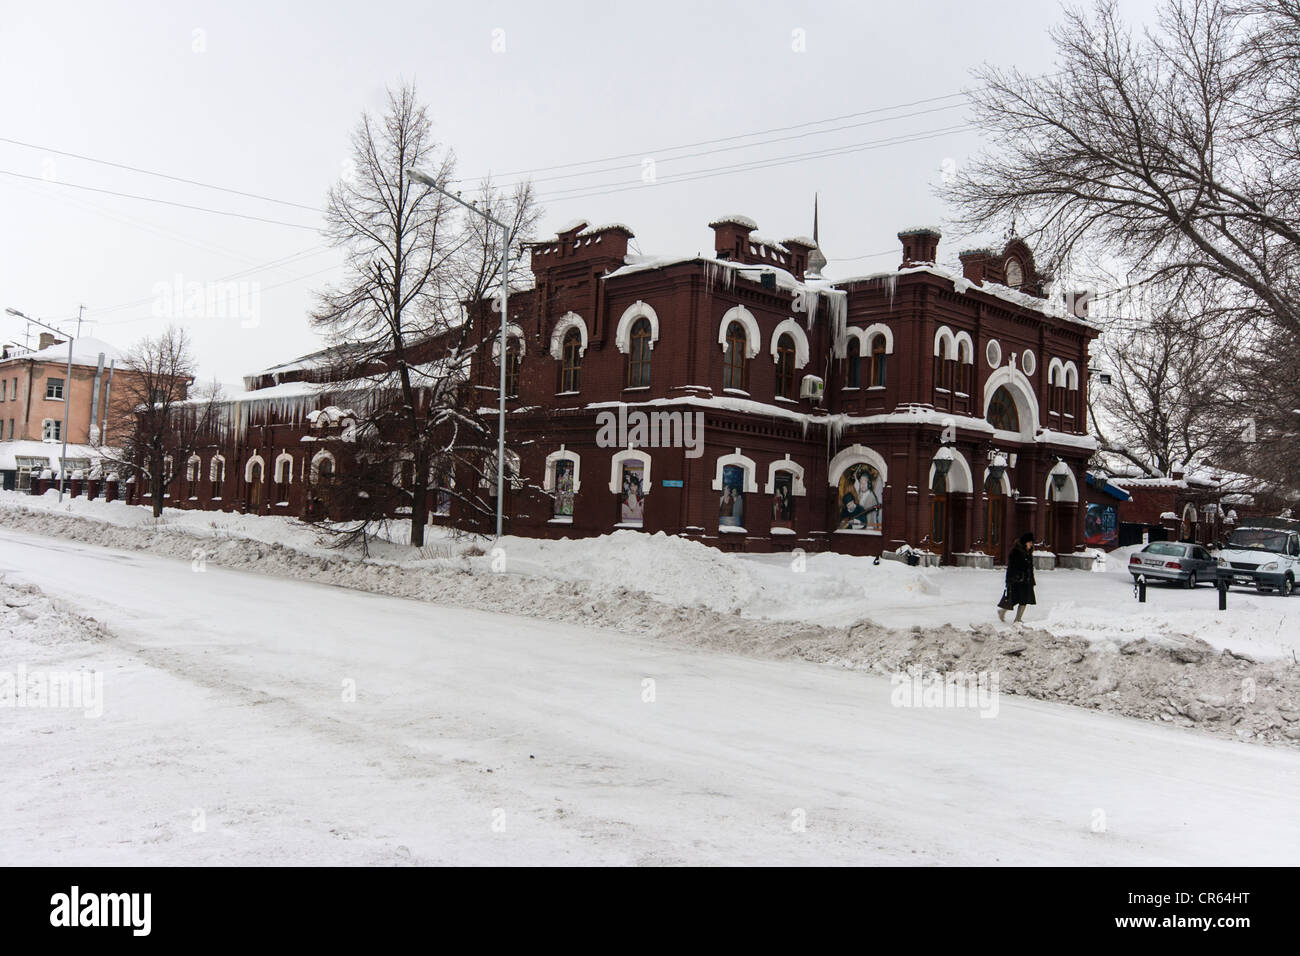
left=0, top=336, right=123, bottom=369
left=577, top=222, right=633, bottom=237
left=0, top=440, right=104, bottom=472
left=708, top=214, right=758, bottom=230
left=748, top=235, right=789, bottom=253
left=835, top=265, right=1098, bottom=328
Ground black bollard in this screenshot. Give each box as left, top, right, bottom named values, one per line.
left=1218, top=577, right=1228, bottom=610
left=1136, top=574, right=1146, bottom=603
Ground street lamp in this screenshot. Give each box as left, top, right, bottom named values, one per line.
left=404, top=168, right=512, bottom=541
left=6, top=306, right=75, bottom=502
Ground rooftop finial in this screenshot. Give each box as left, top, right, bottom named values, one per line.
left=806, top=192, right=827, bottom=279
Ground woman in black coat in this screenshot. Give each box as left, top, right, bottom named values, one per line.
left=997, top=532, right=1037, bottom=623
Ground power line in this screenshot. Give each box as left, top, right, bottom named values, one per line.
left=0, top=135, right=320, bottom=212
left=0, top=169, right=321, bottom=230
left=454, top=89, right=973, bottom=183
left=539, top=125, right=970, bottom=204
left=500, top=102, right=968, bottom=190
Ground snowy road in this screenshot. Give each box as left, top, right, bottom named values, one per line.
left=2, top=526, right=1297, bottom=865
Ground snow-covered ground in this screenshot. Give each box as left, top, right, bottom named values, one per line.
left=3, top=525, right=1300, bottom=865
left=4, top=490, right=1298, bottom=660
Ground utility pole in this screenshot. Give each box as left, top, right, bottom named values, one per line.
left=405, top=166, right=513, bottom=542
left=76, top=304, right=85, bottom=338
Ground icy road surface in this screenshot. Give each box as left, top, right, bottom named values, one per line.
left=1, top=527, right=1297, bottom=865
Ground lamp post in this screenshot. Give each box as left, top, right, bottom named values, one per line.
left=404, top=168, right=512, bottom=541
left=5, top=307, right=74, bottom=502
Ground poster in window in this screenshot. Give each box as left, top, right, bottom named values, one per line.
left=620, top=460, right=645, bottom=525
left=554, top=459, right=575, bottom=517
left=719, top=464, right=746, bottom=528
left=836, top=462, right=883, bottom=532
left=1085, top=503, right=1118, bottom=549
left=771, top=472, right=794, bottom=529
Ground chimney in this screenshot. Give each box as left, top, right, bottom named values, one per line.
left=898, top=227, right=941, bottom=267
left=709, top=214, right=758, bottom=262
left=782, top=236, right=815, bottom=280
left=959, top=248, right=996, bottom=285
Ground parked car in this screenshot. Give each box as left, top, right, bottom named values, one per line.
left=1128, top=541, right=1218, bottom=588
left=1215, top=526, right=1300, bottom=596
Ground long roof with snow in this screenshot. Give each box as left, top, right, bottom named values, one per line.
left=0, top=336, right=123, bottom=369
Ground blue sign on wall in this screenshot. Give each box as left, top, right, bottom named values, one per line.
left=662, top=479, right=684, bottom=488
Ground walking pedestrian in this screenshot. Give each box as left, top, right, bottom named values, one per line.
left=997, top=532, right=1037, bottom=624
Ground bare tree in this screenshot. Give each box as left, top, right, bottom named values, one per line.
left=1090, top=290, right=1239, bottom=475
left=312, top=82, right=539, bottom=546
left=115, top=326, right=218, bottom=518
left=947, top=0, right=1300, bottom=339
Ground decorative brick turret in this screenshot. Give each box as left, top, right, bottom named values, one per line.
left=709, top=214, right=758, bottom=262
left=898, top=227, right=941, bottom=267
left=958, top=248, right=999, bottom=285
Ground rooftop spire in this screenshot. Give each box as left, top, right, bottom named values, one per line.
left=806, top=192, right=828, bottom=279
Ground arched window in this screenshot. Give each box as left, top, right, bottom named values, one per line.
left=248, top=461, right=263, bottom=508
left=775, top=333, right=797, bottom=399
left=209, top=455, right=225, bottom=500
left=186, top=455, right=201, bottom=500
left=846, top=337, right=861, bottom=388
left=870, top=334, right=888, bottom=387
left=723, top=321, right=748, bottom=391
left=560, top=329, right=582, bottom=392
left=627, top=317, right=652, bottom=388
left=274, top=453, right=293, bottom=504
left=987, top=386, right=1020, bottom=432
left=504, top=338, right=521, bottom=398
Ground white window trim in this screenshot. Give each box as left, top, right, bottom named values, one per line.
left=244, top=453, right=266, bottom=483
left=1045, top=462, right=1079, bottom=503
left=310, top=449, right=336, bottom=482
left=543, top=446, right=582, bottom=493
left=954, top=330, right=974, bottom=364
left=933, top=325, right=955, bottom=359
left=718, top=305, right=761, bottom=359
left=928, top=448, right=974, bottom=494
left=983, top=365, right=1041, bottom=441
left=608, top=447, right=653, bottom=494
left=186, top=454, right=202, bottom=482
left=710, top=449, right=760, bottom=493
left=827, top=443, right=889, bottom=488
left=549, top=311, right=589, bottom=360
left=1021, top=348, right=1037, bottom=376
left=1047, top=356, right=1065, bottom=387
left=274, top=450, right=294, bottom=484
left=763, top=455, right=807, bottom=496
left=983, top=468, right=1012, bottom=496
left=1064, top=361, right=1080, bottom=390
left=490, top=323, right=526, bottom=363
left=986, top=339, right=1002, bottom=369
left=847, top=323, right=894, bottom=356
left=614, top=301, right=661, bottom=354
left=209, top=454, right=226, bottom=482
left=768, top=318, right=811, bottom=369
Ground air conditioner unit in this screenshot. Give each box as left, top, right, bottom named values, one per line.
left=800, top=375, right=825, bottom=403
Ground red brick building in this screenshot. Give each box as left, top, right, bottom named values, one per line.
left=126, top=214, right=1100, bottom=565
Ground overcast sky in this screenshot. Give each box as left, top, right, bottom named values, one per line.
left=0, top=0, right=1163, bottom=386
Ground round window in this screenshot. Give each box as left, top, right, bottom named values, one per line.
left=1021, top=349, right=1036, bottom=376
left=986, top=339, right=1002, bottom=369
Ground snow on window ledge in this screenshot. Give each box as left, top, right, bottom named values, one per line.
left=548, top=516, right=574, bottom=524
left=834, top=528, right=882, bottom=536
left=722, top=388, right=750, bottom=397
left=774, top=396, right=798, bottom=404
left=554, top=391, right=581, bottom=397
left=613, top=521, right=643, bottom=529
left=841, top=386, right=860, bottom=392
left=718, top=525, right=748, bottom=534
left=622, top=386, right=650, bottom=392
left=867, top=386, right=886, bottom=392
left=770, top=527, right=796, bottom=535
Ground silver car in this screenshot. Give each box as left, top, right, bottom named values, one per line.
left=1128, top=541, right=1218, bottom=588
